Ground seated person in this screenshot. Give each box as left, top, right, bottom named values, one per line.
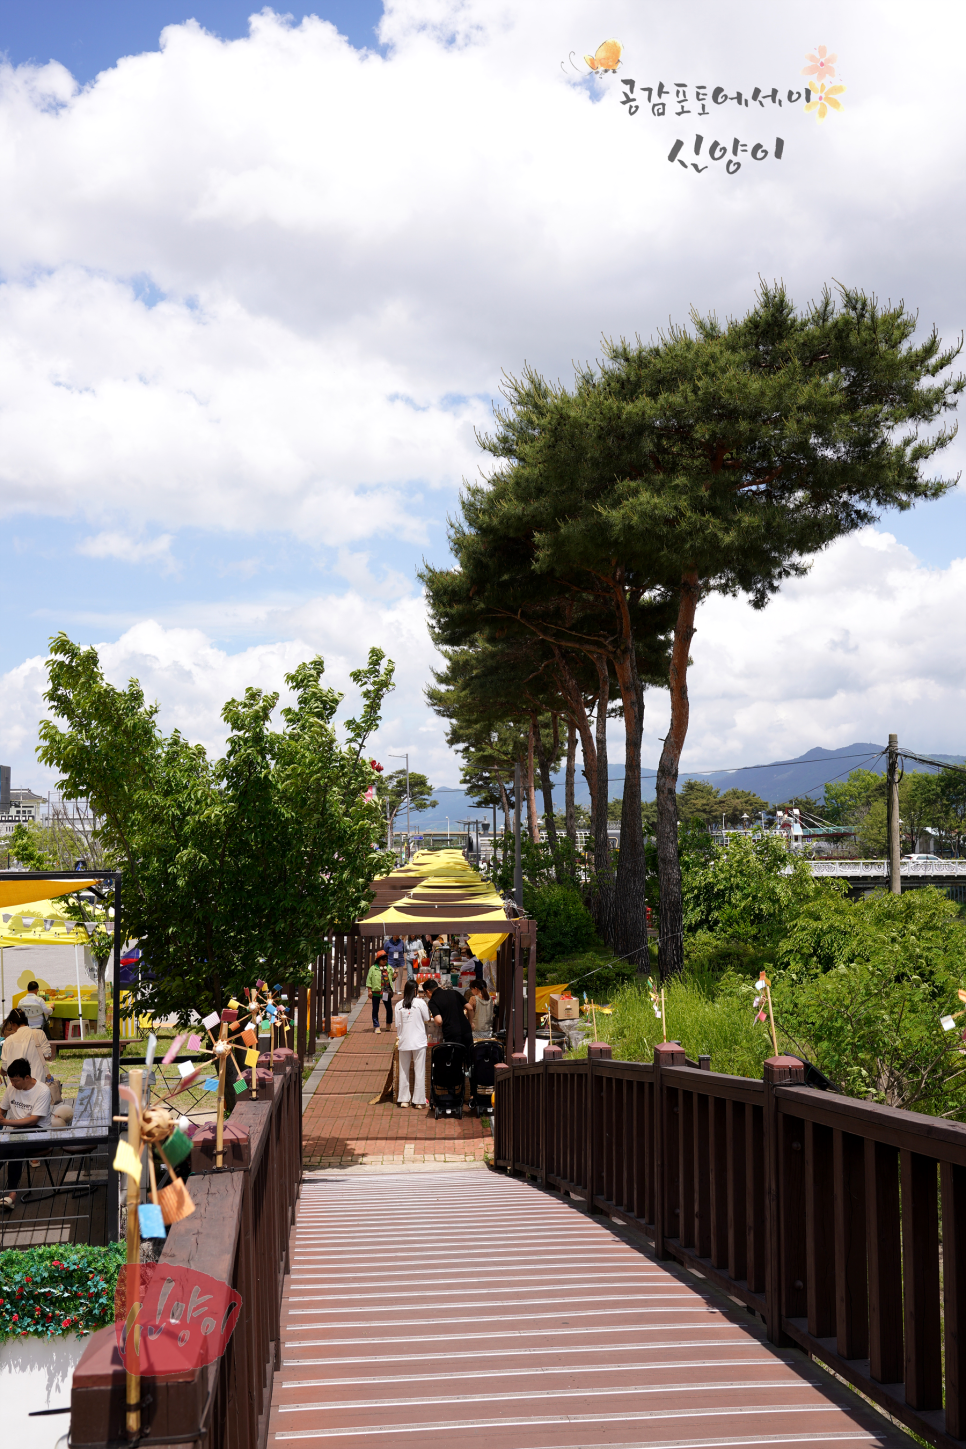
left=0, top=1058, right=52, bottom=1210
left=18, top=982, right=52, bottom=1033
left=1, top=1010, right=52, bottom=1085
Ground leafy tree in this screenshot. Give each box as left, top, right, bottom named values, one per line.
left=933, top=766, right=966, bottom=855
left=523, top=881, right=599, bottom=961
left=5, top=822, right=50, bottom=870
left=775, top=888, right=966, bottom=1115
left=380, top=769, right=437, bottom=846
left=683, top=833, right=823, bottom=946
left=719, top=788, right=768, bottom=824
left=822, top=768, right=884, bottom=825
left=677, top=780, right=721, bottom=824
left=36, top=633, right=394, bottom=1024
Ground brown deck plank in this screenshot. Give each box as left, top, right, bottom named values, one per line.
left=267, top=1170, right=914, bottom=1449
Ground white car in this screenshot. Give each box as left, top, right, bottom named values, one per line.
left=901, top=853, right=941, bottom=862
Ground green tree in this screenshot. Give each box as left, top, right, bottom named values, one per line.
left=36, top=634, right=394, bottom=1025
left=5, top=822, right=50, bottom=870
left=719, top=788, right=768, bottom=824
left=677, top=780, right=721, bottom=824
left=775, top=888, right=966, bottom=1115
left=381, top=769, right=437, bottom=848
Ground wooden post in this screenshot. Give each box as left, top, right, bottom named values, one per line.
left=125, top=1067, right=143, bottom=1438
left=296, top=984, right=307, bottom=1065
left=652, top=1042, right=685, bottom=1259
left=941, top=1161, right=966, bottom=1437
left=527, top=928, right=537, bottom=1064
left=887, top=733, right=901, bottom=895
left=762, top=1055, right=805, bottom=1346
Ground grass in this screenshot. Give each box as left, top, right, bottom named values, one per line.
left=571, top=974, right=774, bottom=1078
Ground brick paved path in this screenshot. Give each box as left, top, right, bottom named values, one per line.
left=302, top=1001, right=490, bottom=1167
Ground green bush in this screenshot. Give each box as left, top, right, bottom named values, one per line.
left=535, top=945, right=642, bottom=1002
left=0, top=1243, right=124, bottom=1341
left=525, top=882, right=598, bottom=961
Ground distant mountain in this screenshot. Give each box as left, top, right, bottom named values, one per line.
left=404, top=742, right=965, bottom=836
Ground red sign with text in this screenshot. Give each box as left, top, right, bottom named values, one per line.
left=115, top=1265, right=241, bottom=1376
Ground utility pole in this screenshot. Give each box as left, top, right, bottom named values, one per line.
left=887, top=732, right=901, bottom=894
left=388, top=751, right=411, bottom=861
left=513, top=760, right=523, bottom=909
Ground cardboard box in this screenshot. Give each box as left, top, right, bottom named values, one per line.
left=549, top=993, right=579, bottom=1020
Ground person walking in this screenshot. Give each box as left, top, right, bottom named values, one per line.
left=404, top=936, right=421, bottom=981
left=423, top=978, right=473, bottom=1051
left=366, top=950, right=395, bottom=1033
left=395, top=980, right=430, bottom=1108
left=18, top=983, right=52, bottom=1034
left=384, top=935, right=406, bottom=982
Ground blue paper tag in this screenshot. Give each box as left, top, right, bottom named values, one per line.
left=265, top=1005, right=277, bottom=1019
left=138, top=1203, right=166, bottom=1238
left=204, top=1077, right=219, bottom=1091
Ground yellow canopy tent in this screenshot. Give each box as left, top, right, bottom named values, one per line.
left=0, top=883, right=105, bottom=1035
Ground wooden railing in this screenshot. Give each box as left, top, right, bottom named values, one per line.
left=494, top=1044, right=966, bottom=1449
left=69, top=1052, right=302, bottom=1449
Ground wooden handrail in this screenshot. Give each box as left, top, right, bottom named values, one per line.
left=495, top=1048, right=966, bottom=1449
left=69, top=1054, right=302, bottom=1449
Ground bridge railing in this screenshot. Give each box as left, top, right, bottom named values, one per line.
left=495, top=1045, right=966, bottom=1449
left=69, top=1053, right=302, bottom=1449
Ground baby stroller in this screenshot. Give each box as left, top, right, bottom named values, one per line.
left=430, top=1042, right=470, bottom=1119
left=470, top=1040, right=504, bottom=1117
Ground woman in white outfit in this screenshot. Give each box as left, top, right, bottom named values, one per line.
left=395, top=979, right=430, bottom=1108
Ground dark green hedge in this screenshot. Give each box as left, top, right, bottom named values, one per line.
left=0, top=1243, right=124, bottom=1341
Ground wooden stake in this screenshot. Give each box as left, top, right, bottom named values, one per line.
left=661, top=987, right=667, bottom=1043
left=765, top=981, right=779, bottom=1057
left=125, top=1068, right=143, bottom=1439
left=590, top=1000, right=597, bottom=1040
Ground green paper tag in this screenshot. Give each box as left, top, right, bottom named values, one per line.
left=234, top=1077, right=247, bottom=1094
left=163, top=1127, right=193, bottom=1167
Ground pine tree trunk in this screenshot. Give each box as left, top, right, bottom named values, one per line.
left=565, top=720, right=577, bottom=848
left=534, top=717, right=562, bottom=878
left=526, top=719, right=540, bottom=843
left=656, top=577, right=699, bottom=981
left=554, top=649, right=598, bottom=822
left=590, top=653, right=615, bottom=945
left=613, top=636, right=648, bottom=971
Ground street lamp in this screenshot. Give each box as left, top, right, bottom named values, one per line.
left=388, top=752, right=411, bottom=861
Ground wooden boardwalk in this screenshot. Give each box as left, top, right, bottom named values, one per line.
left=302, top=1004, right=489, bottom=1167
left=268, top=1168, right=912, bottom=1449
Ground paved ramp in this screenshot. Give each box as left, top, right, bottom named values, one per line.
left=268, top=1169, right=910, bottom=1449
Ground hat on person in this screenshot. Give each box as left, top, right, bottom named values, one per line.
left=375, top=949, right=388, bottom=960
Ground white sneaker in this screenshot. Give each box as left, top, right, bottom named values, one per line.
left=374, top=1027, right=381, bottom=1033
left=0, top=1197, right=13, bottom=1209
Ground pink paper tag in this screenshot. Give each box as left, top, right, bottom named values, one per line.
left=186, top=1034, right=203, bottom=1052
left=118, top=1085, right=140, bottom=1107
left=162, top=1034, right=186, bottom=1065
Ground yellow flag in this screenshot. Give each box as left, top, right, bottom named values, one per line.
left=113, top=1139, right=142, bottom=1185
left=245, top=1047, right=260, bottom=1068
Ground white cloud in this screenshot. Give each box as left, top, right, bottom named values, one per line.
left=77, top=530, right=175, bottom=569
left=0, top=2, right=962, bottom=542
left=0, top=2, right=965, bottom=792
left=642, top=530, right=966, bottom=769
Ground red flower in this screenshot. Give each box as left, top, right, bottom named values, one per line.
left=12, top=1314, right=18, bottom=1322
left=25, top=1276, right=32, bottom=1283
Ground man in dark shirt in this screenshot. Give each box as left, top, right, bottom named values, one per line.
left=423, top=979, right=473, bottom=1050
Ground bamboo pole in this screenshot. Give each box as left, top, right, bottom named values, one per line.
left=125, top=1068, right=143, bottom=1438
left=661, top=987, right=667, bottom=1043
left=215, top=1021, right=228, bottom=1169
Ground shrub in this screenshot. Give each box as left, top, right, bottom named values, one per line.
left=0, top=1243, right=125, bottom=1341
left=525, top=882, right=598, bottom=961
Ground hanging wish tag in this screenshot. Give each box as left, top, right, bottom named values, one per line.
left=204, top=1076, right=219, bottom=1092
left=245, top=1047, right=260, bottom=1067
left=202, top=1011, right=220, bottom=1030
left=113, top=1140, right=142, bottom=1184
left=138, top=1203, right=166, bottom=1238
left=186, top=1033, right=203, bottom=1052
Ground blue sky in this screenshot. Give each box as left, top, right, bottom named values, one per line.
left=0, top=2, right=964, bottom=793
left=0, top=3, right=386, bottom=81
